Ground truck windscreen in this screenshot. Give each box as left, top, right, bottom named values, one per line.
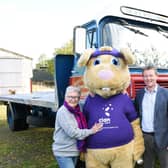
left=102, top=21, right=168, bottom=69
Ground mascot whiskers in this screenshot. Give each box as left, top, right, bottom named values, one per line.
left=78, top=46, right=144, bottom=168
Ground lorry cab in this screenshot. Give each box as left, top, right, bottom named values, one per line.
left=72, top=5, right=168, bottom=99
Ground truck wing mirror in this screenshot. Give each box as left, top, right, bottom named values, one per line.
left=73, top=26, right=86, bottom=55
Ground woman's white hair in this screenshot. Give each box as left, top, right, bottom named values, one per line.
left=65, top=86, right=81, bottom=97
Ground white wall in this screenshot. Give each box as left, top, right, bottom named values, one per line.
left=0, top=57, right=32, bottom=95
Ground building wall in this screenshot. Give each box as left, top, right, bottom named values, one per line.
left=0, top=49, right=32, bottom=95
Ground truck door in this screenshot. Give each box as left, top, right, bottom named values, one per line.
left=54, top=54, right=74, bottom=107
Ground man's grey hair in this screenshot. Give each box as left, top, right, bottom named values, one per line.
left=65, top=85, right=81, bottom=97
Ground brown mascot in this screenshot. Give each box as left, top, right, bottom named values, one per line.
left=77, top=46, right=144, bottom=168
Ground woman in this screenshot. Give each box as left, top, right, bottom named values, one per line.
left=52, top=86, right=103, bottom=168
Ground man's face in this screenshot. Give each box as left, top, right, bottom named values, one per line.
left=143, top=69, right=157, bottom=89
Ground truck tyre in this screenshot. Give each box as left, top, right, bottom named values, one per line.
left=7, top=105, right=29, bottom=131
left=26, top=115, right=53, bottom=127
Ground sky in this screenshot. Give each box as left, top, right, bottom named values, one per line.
left=0, top=0, right=167, bottom=65
left=0, top=0, right=111, bottom=64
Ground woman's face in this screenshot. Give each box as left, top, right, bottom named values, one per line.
left=65, top=91, right=80, bottom=107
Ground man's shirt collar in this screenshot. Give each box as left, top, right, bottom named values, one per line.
left=145, top=84, right=158, bottom=93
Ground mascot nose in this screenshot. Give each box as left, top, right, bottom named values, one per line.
left=98, top=70, right=114, bottom=80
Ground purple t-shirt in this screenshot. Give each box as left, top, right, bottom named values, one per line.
left=83, top=93, right=138, bottom=149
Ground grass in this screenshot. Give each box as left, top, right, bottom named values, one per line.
left=0, top=105, right=58, bottom=168
left=0, top=105, right=160, bottom=168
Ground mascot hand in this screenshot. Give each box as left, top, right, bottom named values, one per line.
left=131, top=118, right=145, bottom=162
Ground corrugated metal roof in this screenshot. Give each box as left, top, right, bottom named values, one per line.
left=0, top=48, right=33, bottom=60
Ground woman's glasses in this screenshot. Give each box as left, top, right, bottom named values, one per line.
left=67, top=96, right=80, bottom=100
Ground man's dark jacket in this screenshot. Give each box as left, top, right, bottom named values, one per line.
left=134, top=85, right=168, bottom=149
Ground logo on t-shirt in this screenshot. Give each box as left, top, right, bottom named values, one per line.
left=102, top=103, right=114, bottom=116
left=99, top=117, right=111, bottom=124
left=98, top=103, right=118, bottom=129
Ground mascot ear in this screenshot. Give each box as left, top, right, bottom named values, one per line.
left=77, top=48, right=95, bottom=67
left=120, top=48, right=135, bottom=65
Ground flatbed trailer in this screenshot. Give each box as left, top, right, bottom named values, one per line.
left=0, top=91, right=56, bottom=111
left=0, top=91, right=57, bottom=131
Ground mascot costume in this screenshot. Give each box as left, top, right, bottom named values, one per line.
left=77, top=46, right=144, bottom=168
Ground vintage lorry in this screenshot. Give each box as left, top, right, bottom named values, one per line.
left=0, top=4, right=168, bottom=131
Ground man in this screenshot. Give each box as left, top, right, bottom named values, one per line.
left=134, top=65, right=168, bottom=168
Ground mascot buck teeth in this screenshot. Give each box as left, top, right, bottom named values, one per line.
left=78, top=46, right=144, bottom=168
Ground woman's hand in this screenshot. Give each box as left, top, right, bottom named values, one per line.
left=89, top=92, right=95, bottom=97
left=91, top=123, right=103, bottom=133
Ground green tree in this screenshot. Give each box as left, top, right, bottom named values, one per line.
left=36, top=53, right=48, bottom=69
left=35, top=39, right=73, bottom=75
left=46, top=58, right=54, bottom=76
left=47, top=39, right=73, bottom=75
left=53, top=40, right=73, bottom=55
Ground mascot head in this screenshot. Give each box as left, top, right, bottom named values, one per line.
left=77, top=46, right=135, bottom=98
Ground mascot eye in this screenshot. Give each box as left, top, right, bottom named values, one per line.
left=111, top=58, right=120, bottom=66
left=93, top=59, right=100, bottom=65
